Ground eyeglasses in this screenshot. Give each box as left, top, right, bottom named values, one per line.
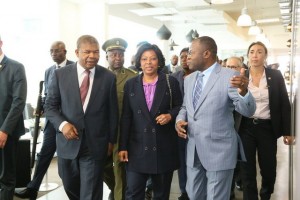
left=226, top=65, right=239, bottom=69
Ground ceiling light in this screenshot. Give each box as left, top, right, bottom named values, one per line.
left=237, top=7, right=252, bottom=26
left=169, top=40, right=179, bottom=51
left=211, top=0, right=233, bottom=4
left=248, top=21, right=261, bottom=35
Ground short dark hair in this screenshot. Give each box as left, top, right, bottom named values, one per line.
left=195, top=36, right=218, bottom=59
left=247, top=41, right=268, bottom=56
left=77, top=35, right=99, bottom=49
left=180, top=47, right=189, bottom=55
left=135, top=43, right=165, bottom=71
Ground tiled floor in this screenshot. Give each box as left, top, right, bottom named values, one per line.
left=14, top=139, right=291, bottom=200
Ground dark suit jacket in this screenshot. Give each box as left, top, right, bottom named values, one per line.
left=119, top=72, right=182, bottom=174
left=43, top=60, right=74, bottom=128
left=0, top=56, right=27, bottom=137
left=45, top=63, right=118, bottom=160
left=242, top=68, right=291, bottom=138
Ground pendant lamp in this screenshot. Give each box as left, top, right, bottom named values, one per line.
left=192, top=30, right=199, bottom=39
left=248, top=21, right=261, bottom=35
left=156, top=24, right=172, bottom=40
left=169, top=40, right=179, bottom=51
left=211, top=0, right=233, bottom=4
left=237, top=0, right=252, bottom=27
left=186, top=29, right=194, bottom=43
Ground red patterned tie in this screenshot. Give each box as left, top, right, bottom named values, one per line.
left=80, top=70, right=90, bottom=105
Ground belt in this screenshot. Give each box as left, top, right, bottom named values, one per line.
left=244, top=117, right=271, bottom=125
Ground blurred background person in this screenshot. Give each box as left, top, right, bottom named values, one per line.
left=119, top=43, right=182, bottom=200
left=226, top=56, right=244, bottom=199
left=239, top=41, right=294, bottom=200
left=171, top=47, right=192, bottom=200
left=166, top=54, right=179, bottom=73
left=15, top=41, right=74, bottom=199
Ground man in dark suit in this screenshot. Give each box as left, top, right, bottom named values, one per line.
left=0, top=35, right=27, bottom=200
left=15, top=41, right=74, bottom=199
left=44, top=35, right=118, bottom=200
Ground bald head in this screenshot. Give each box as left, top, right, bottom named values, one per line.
left=50, top=41, right=67, bottom=64
left=226, top=57, right=243, bottom=71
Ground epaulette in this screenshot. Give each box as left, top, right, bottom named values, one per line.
left=126, top=68, right=138, bottom=74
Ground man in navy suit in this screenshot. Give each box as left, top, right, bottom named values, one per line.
left=45, top=35, right=118, bottom=200
left=15, top=41, right=74, bottom=199
left=0, top=34, right=27, bottom=200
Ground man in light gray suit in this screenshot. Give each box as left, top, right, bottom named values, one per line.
left=175, top=36, right=256, bottom=200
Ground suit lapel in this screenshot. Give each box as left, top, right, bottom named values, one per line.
left=150, top=73, right=166, bottom=117
left=0, top=56, right=8, bottom=72
left=137, top=75, right=154, bottom=123
left=265, top=68, right=272, bottom=105
left=67, top=64, right=83, bottom=112
left=86, top=65, right=102, bottom=112
left=195, top=65, right=220, bottom=111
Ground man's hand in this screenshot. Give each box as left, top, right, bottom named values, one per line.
left=230, top=68, right=249, bottom=96
left=118, top=151, right=128, bottom=162
left=176, top=120, right=188, bottom=139
left=283, top=136, right=295, bottom=145
left=62, top=123, right=79, bottom=140
left=0, top=131, right=8, bottom=149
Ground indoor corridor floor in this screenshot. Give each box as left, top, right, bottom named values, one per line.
left=13, top=139, right=291, bottom=200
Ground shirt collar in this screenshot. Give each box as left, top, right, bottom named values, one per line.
left=77, top=63, right=95, bottom=76
left=56, top=59, right=68, bottom=68
left=0, top=53, right=4, bottom=64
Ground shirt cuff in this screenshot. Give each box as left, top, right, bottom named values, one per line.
left=59, top=121, right=68, bottom=132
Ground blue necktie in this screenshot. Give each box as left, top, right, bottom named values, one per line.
left=193, top=72, right=204, bottom=109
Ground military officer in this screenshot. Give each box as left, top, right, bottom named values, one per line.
left=102, top=38, right=137, bottom=200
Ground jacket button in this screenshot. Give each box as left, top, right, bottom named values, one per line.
left=144, top=128, right=147, bottom=132
left=153, top=147, right=156, bottom=151
left=138, top=110, right=141, bottom=114
left=152, top=128, right=155, bottom=133
left=145, top=147, right=148, bottom=150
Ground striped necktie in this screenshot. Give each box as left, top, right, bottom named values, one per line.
left=193, top=72, right=204, bottom=109
left=80, top=70, right=90, bottom=105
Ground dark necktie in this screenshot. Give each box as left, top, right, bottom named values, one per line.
left=193, top=72, right=204, bottom=109
left=80, top=70, right=90, bottom=105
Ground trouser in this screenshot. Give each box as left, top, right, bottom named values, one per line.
left=28, top=122, right=56, bottom=190
left=240, top=118, right=277, bottom=200
left=0, top=135, right=19, bottom=200
left=126, top=170, right=173, bottom=200
left=104, top=133, right=126, bottom=200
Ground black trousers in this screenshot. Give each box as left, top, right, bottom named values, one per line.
left=28, top=121, right=56, bottom=190
left=239, top=118, right=277, bottom=200
left=125, top=170, right=173, bottom=200
left=0, top=135, right=19, bottom=200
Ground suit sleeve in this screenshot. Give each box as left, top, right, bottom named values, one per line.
left=108, top=75, right=119, bottom=143
left=1, top=63, right=27, bottom=135
left=277, top=71, right=291, bottom=136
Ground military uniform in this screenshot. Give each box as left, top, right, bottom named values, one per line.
left=102, top=38, right=137, bottom=200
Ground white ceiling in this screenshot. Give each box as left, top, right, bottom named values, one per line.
left=104, top=0, right=295, bottom=55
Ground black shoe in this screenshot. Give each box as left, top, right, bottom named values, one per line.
left=178, top=192, right=189, bottom=200
left=108, top=191, right=114, bottom=200
left=15, top=188, right=38, bottom=200
left=145, top=187, right=152, bottom=200
left=235, top=181, right=243, bottom=191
